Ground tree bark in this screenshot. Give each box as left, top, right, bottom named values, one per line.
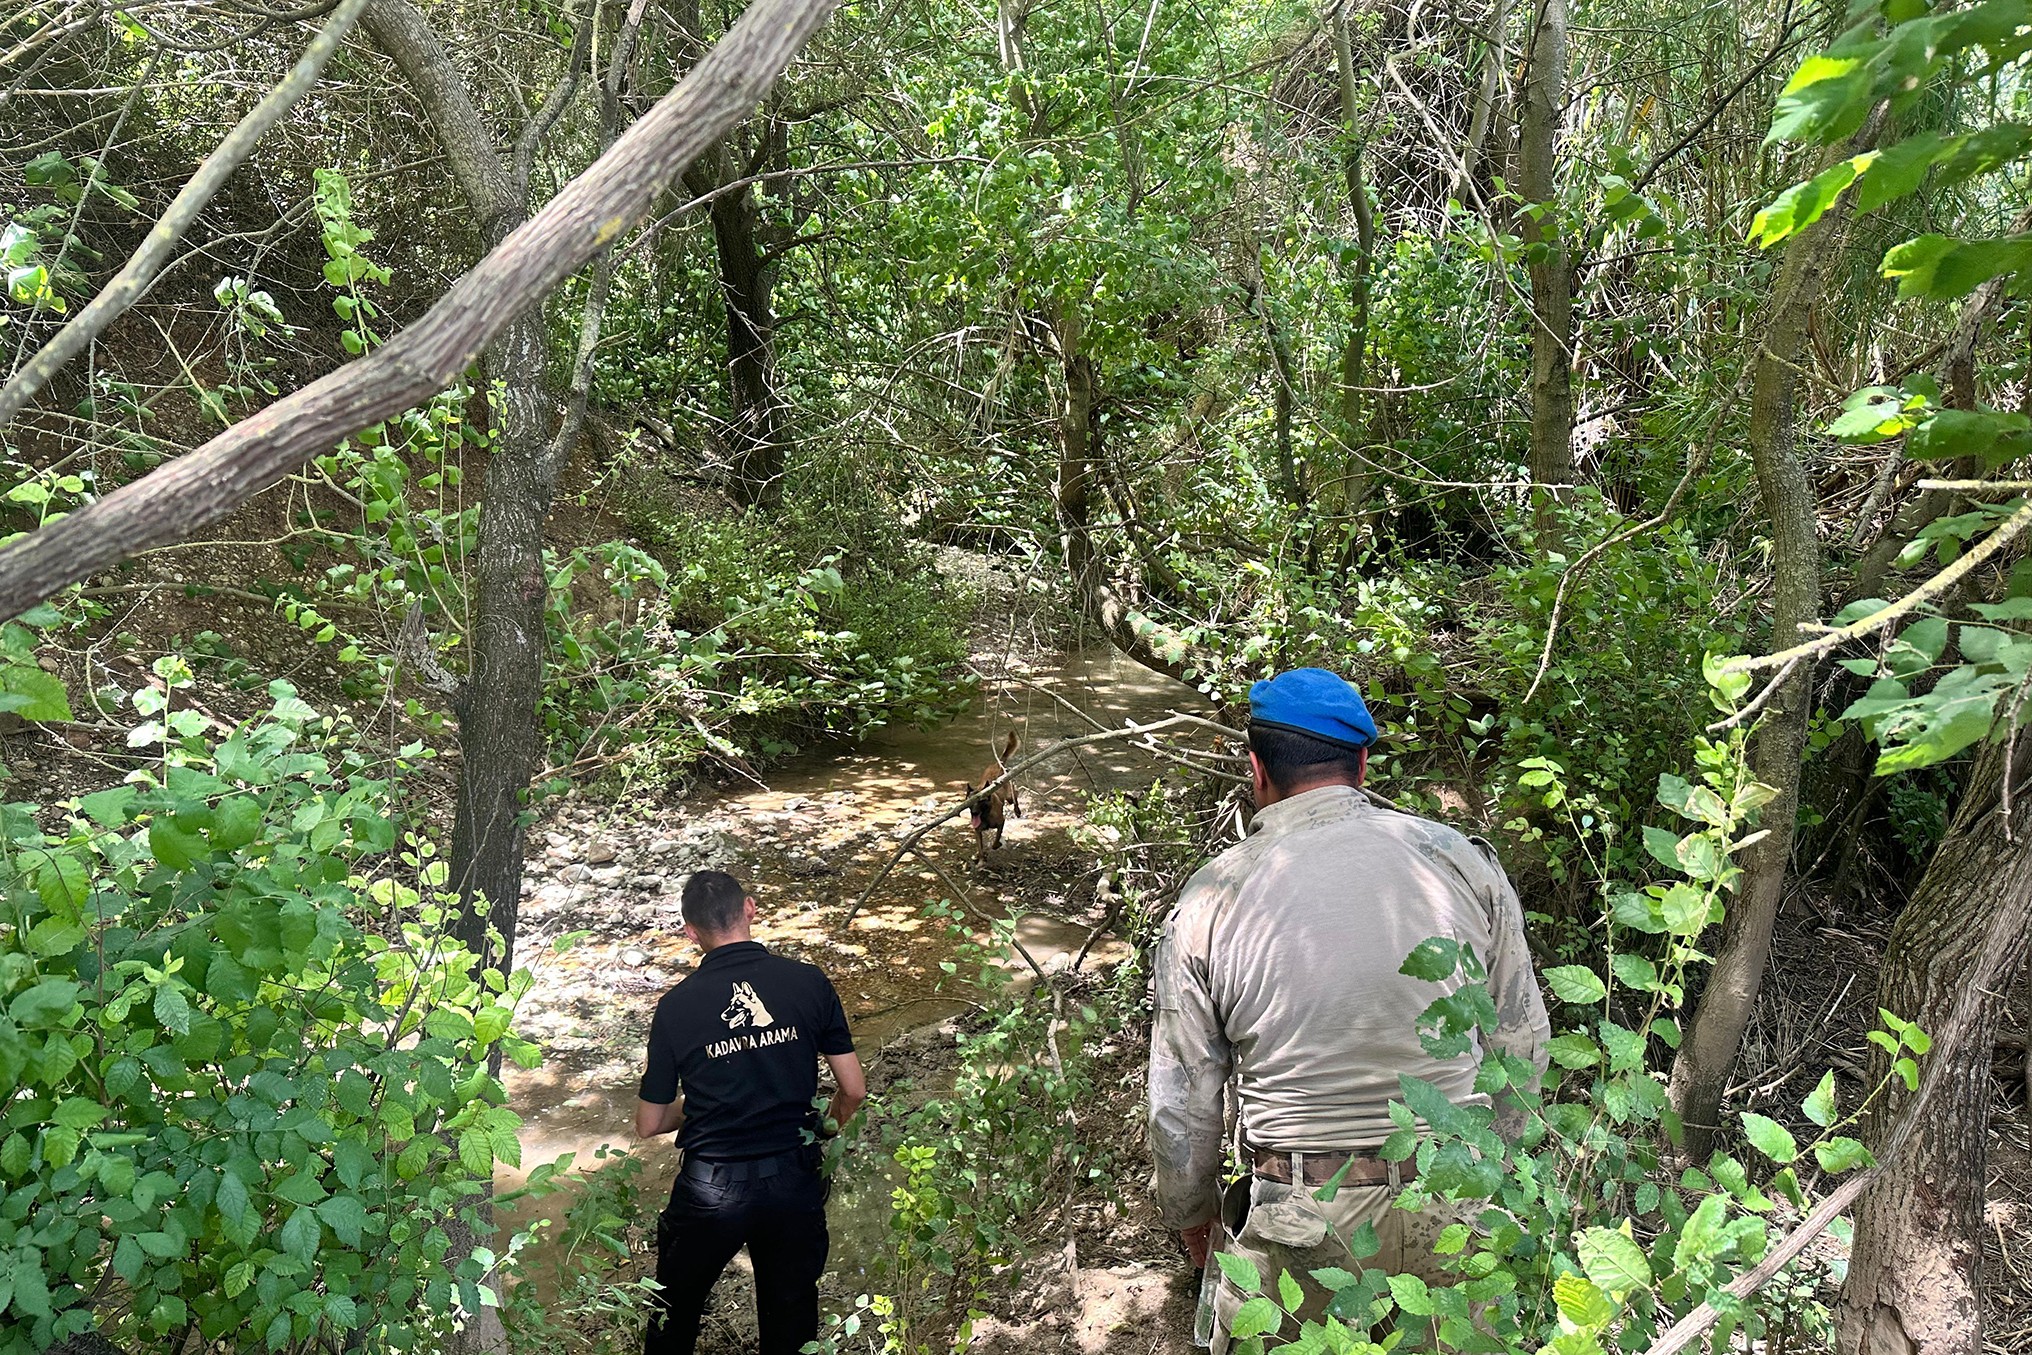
left=0, top=0, right=838, bottom=609
left=1837, top=729, right=2032, bottom=1355
left=671, top=0, right=789, bottom=509
left=360, top=0, right=556, bottom=981
left=1516, top=0, right=1575, bottom=499
left=692, top=142, right=787, bottom=508
left=1331, top=4, right=1378, bottom=527
left=1051, top=312, right=1194, bottom=683
left=1667, top=117, right=1882, bottom=1159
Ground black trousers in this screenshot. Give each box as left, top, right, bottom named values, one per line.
left=644, top=1152, right=829, bottom=1355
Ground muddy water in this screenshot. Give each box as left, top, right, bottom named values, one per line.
left=497, top=645, right=1210, bottom=1322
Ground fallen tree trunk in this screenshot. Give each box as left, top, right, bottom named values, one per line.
left=0, top=0, right=840, bottom=624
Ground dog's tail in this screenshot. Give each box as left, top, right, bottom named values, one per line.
left=998, top=730, right=1018, bottom=763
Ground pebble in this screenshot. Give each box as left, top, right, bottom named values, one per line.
left=36, top=656, right=58, bottom=672
left=558, top=864, right=594, bottom=884
left=647, top=838, right=678, bottom=857
left=544, top=831, right=573, bottom=851
left=621, top=947, right=649, bottom=967
left=630, top=873, right=665, bottom=891
left=591, top=865, right=624, bottom=886
left=585, top=840, right=618, bottom=864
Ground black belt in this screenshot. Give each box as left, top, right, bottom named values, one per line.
left=681, top=1146, right=809, bottom=1183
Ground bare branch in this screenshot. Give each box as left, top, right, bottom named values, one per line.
left=1724, top=498, right=2032, bottom=675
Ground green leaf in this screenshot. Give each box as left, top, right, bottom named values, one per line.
left=318, top=1193, right=370, bottom=1248
left=1739, top=1113, right=1798, bottom=1164
left=1577, top=1227, right=1652, bottom=1295
left=1751, top=154, right=1866, bottom=247
left=1546, top=1033, right=1602, bottom=1069
left=0, top=665, right=71, bottom=721
left=1814, top=1137, right=1875, bottom=1172
left=1229, top=1296, right=1281, bottom=1339
left=1544, top=965, right=1607, bottom=1004
left=10, top=977, right=80, bottom=1026
left=149, top=818, right=209, bottom=870
left=280, top=1205, right=321, bottom=1261
left=1344, top=1221, right=1380, bottom=1262
left=1310, top=1266, right=1359, bottom=1292
left=1768, top=54, right=1870, bottom=145
left=153, top=983, right=191, bottom=1036
left=274, top=1170, right=326, bottom=1206
left=1277, top=1268, right=1304, bottom=1312
left=324, top=1292, right=360, bottom=1330
left=1803, top=1071, right=1838, bottom=1128
left=1660, top=883, right=1711, bottom=937
left=1553, top=1274, right=1613, bottom=1330
left=1610, top=953, right=1659, bottom=991
left=1642, top=825, right=1683, bottom=871
left=209, top=794, right=264, bottom=851
left=458, top=1127, right=492, bottom=1176
left=1388, top=1272, right=1434, bottom=1316
left=1216, top=1251, right=1262, bottom=1295
left=1883, top=232, right=2032, bottom=301
left=1400, top=936, right=1461, bottom=982
left=216, top=1167, right=250, bottom=1224
left=1675, top=1193, right=1728, bottom=1269
left=51, top=1096, right=107, bottom=1130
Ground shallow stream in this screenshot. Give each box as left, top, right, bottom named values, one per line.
left=494, top=644, right=1208, bottom=1329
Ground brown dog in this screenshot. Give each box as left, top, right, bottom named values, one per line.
left=966, top=731, right=1021, bottom=860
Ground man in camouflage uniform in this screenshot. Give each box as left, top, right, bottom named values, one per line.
left=1149, top=668, right=1549, bottom=1350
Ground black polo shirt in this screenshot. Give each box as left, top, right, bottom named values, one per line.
left=639, top=940, right=855, bottom=1161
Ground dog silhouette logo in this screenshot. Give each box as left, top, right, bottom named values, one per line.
left=721, top=981, right=776, bottom=1030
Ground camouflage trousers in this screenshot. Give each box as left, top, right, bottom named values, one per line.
left=1209, top=1172, right=1461, bottom=1354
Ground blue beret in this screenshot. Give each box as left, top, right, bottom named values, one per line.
left=1248, top=668, right=1377, bottom=750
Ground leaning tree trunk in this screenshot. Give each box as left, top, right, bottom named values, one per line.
left=362, top=0, right=554, bottom=980
left=1666, top=117, right=1882, bottom=1158
left=1050, top=312, right=1195, bottom=683
left=1837, top=729, right=2032, bottom=1355
left=1516, top=0, right=1575, bottom=502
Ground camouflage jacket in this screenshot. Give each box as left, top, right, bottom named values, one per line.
left=1148, top=785, right=1550, bottom=1230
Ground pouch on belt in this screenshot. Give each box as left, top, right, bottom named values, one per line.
left=1244, top=1179, right=1332, bottom=1249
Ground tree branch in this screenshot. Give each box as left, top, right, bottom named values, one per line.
left=0, top=0, right=373, bottom=430
left=1724, top=497, right=2032, bottom=675
left=0, top=0, right=841, bottom=624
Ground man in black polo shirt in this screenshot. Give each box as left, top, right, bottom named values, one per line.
left=634, top=870, right=866, bottom=1355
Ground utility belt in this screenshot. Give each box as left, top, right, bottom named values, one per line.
left=1246, top=1143, right=1402, bottom=1189
left=679, top=1143, right=820, bottom=1184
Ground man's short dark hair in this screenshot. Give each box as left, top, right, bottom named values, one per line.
left=682, top=870, right=748, bottom=935
left=1248, top=722, right=1367, bottom=792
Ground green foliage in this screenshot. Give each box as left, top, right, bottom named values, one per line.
left=0, top=674, right=539, bottom=1351
left=501, top=1147, right=664, bottom=1355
